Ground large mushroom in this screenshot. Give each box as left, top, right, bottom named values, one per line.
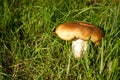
left=55, top=22, right=103, bottom=58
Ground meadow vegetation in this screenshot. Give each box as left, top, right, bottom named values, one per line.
left=0, top=0, right=120, bottom=80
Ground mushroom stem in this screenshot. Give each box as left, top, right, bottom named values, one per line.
left=72, top=39, right=87, bottom=58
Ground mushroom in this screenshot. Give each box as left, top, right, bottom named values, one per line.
left=55, top=22, right=103, bottom=58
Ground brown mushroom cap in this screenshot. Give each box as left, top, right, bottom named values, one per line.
left=55, top=22, right=103, bottom=45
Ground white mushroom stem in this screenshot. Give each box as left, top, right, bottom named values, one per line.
left=72, top=39, right=87, bottom=58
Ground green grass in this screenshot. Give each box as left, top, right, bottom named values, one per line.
left=0, top=0, right=120, bottom=80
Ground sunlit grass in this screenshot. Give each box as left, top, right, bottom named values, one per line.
left=0, top=0, right=120, bottom=80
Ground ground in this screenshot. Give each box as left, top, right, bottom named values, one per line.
left=0, top=0, right=120, bottom=80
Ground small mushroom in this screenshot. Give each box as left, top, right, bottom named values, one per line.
left=55, top=22, right=103, bottom=58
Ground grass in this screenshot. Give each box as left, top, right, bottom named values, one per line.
left=0, top=0, right=120, bottom=80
